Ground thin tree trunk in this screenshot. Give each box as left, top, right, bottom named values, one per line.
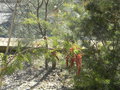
left=44, top=0, right=49, bottom=70
left=0, top=1, right=19, bottom=88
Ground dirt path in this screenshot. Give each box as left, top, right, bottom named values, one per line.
left=1, top=65, right=73, bottom=90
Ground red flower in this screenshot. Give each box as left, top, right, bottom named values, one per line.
left=69, top=48, right=74, bottom=52
left=76, top=65, right=81, bottom=75
left=70, top=57, right=76, bottom=67
left=76, top=54, right=82, bottom=75
left=76, top=54, right=82, bottom=60
left=66, top=55, right=70, bottom=67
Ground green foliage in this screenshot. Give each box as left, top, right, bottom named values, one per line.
left=0, top=0, right=119, bottom=89
left=68, top=0, right=120, bottom=89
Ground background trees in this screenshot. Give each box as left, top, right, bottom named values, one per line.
left=69, top=0, right=120, bottom=89
left=0, top=0, right=120, bottom=89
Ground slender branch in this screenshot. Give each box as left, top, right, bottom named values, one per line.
left=36, top=0, right=44, bottom=35
left=44, top=0, right=49, bottom=36
left=0, top=0, right=22, bottom=88
left=3, top=0, right=14, bottom=11
left=4, top=2, right=18, bottom=55
left=29, top=1, right=37, bottom=9
left=37, top=0, right=44, bottom=11
left=6, top=46, right=65, bottom=66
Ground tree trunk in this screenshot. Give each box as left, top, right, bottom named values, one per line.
left=52, top=60, right=56, bottom=69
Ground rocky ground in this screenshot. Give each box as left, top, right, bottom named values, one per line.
left=1, top=60, right=74, bottom=90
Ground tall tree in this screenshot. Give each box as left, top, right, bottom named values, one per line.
left=69, top=0, right=120, bottom=89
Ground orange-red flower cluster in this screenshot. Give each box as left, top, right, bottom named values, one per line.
left=66, top=47, right=82, bottom=75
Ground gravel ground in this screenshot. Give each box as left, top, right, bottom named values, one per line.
left=1, top=63, right=73, bottom=90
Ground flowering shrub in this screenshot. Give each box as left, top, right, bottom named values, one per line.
left=65, top=45, right=83, bottom=75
